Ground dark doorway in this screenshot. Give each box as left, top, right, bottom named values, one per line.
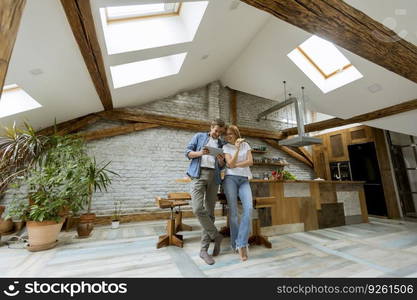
left=348, top=142, right=388, bottom=216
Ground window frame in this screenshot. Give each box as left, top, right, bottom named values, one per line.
left=105, top=2, right=182, bottom=24
left=296, top=45, right=353, bottom=80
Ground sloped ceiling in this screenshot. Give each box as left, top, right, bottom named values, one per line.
left=1, top=0, right=269, bottom=131
left=2, top=0, right=104, bottom=131
left=2, top=0, right=417, bottom=136
left=221, top=0, right=417, bottom=136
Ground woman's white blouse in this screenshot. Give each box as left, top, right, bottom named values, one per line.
left=223, top=142, right=252, bottom=178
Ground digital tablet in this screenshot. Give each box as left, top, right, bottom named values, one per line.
left=203, top=146, right=224, bottom=156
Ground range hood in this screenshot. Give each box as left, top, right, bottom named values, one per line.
left=257, top=86, right=322, bottom=147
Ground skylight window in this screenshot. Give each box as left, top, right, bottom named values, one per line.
left=106, top=2, right=182, bottom=23
left=100, top=1, right=208, bottom=55
left=288, top=35, right=363, bottom=93
left=0, top=84, right=42, bottom=118
left=110, top=52, right=187, bottom=88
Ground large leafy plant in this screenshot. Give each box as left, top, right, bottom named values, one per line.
left=4, top=129, right=91, bottom=222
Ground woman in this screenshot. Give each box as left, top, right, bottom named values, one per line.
left=222, top=125, right=253, bottom=261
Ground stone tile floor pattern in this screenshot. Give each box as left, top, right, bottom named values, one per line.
left=1, top=217, right=417, bottom=277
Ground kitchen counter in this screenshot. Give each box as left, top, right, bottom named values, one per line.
left=250, top=179, right=368, bottom=233
left=250, top=179, right=365, bottom=184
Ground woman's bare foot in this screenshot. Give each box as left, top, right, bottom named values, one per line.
left=238, top=247, right=248, bottom=261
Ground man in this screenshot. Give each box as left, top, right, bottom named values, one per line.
left=185, top=118, right=226, bottom=265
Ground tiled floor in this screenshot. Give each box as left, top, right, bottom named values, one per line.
left=1, top=217, right=417, bottom=277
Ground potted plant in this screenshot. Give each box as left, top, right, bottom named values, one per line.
left=2, top=124, right=90, bottom=251
left=77, top=158, right=118, bottom=238
left=0, top=205, right=14, bottom=235
left=111, top=199, right=122, bottom=229
left=0, top=122, right=48, bottom=195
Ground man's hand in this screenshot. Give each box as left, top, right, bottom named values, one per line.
left=199, top=148, right=209, bottom=157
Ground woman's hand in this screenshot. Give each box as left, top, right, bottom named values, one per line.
left=235, top=138, right=245, bottom=149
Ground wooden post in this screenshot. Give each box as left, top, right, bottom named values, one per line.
left=61, top=0, right=113, bottom=110
left=230, top=89, right=237, bottom=125
left=0, top=0, right=26, bottom=99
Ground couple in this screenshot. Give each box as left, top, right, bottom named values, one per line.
left=185, top=119, right=253, bottom=265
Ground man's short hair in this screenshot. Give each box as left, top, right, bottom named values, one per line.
left=211, top=118, right=225, bottom=128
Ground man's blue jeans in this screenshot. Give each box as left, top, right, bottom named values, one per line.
left=223, top=175, right=253, bottom=250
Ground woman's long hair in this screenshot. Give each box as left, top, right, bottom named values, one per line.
left=227, top=124, right=241, bottom=141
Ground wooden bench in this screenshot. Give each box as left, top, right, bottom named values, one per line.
left=155, top=197, right=189, bottom=249
left=248, top=196, right=273, bottom=248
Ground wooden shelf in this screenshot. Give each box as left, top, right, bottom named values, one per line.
left=252, top=149, right=267, bottom=153
left=253, top=162, right=289, bottom=167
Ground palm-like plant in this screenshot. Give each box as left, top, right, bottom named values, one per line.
left=84, top=158, right=118, bottom=214
left=0, top=122, right=48, bottom=195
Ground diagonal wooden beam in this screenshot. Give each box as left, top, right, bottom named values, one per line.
left=240, top=0, right=417, bottom=84
left=263, top=138, right=313, bottom=168
left=283, top=98, right=417, bottom=136
left=0, top=0, right=26, bottom=99
left=56, top=114, right=101, bottom=135
left=61, top=0, right=113, bottom=110
left=80, top=123, right=159, bottom=141
left=37, top=113, right=100, bottom=136
left=297, top=146, right=313, bottom=165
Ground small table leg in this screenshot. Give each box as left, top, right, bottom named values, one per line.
left=219, top=215, right=230, bottom=237
left=175, top=210, right=192, bottom=232
left=157, top=219, right=183, bottom=249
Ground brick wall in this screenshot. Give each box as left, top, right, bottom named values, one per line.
left=1, top=81, right=314, bottom=215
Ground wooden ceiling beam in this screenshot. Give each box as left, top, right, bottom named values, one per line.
left=61, top=0, right=113, bottom=110
left=263, top=139, right=313, bottom=168
left=81, top=123, right=159, bottom=141
left=297, top=147, right=313, bottom=166
left=99, top=109, right=285, bottom=140
left=230, top=89, right=237, bottom=125
left=282, top=98, right=417, bottom=136
left=37, top=113, right=100, bottom=136
left=240, top=0, right=417, bottom=84
left=0, top=0, right=26, bottom=99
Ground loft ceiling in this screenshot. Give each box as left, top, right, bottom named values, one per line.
left=2, top=0, right=417, bottom=136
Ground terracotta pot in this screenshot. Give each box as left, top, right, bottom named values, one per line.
left=58, top=206, right=70, bottom=217
left=77, top=213, right=96, bottom=238
left=0, top=205, right=5, bottom=217
left=0, top=218, right=14, bottom=234
left=13, top=220, right=25, bottom=232
left=26, top=219, right=64, bottom=251
left=79, top=213, right=96, bottom=223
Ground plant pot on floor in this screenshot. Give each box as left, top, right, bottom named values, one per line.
left=111, top=220, right=120, bottom=229
left=77, top=213, right=96, bottom=238
left=13, top=220, right=25, bottom=232
left=0, top=218, right=14, bottom=235
left=26, top=219, right=64, bottom=252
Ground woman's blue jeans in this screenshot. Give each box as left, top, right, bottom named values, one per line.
left=223, top=175, right=253, bottom=250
